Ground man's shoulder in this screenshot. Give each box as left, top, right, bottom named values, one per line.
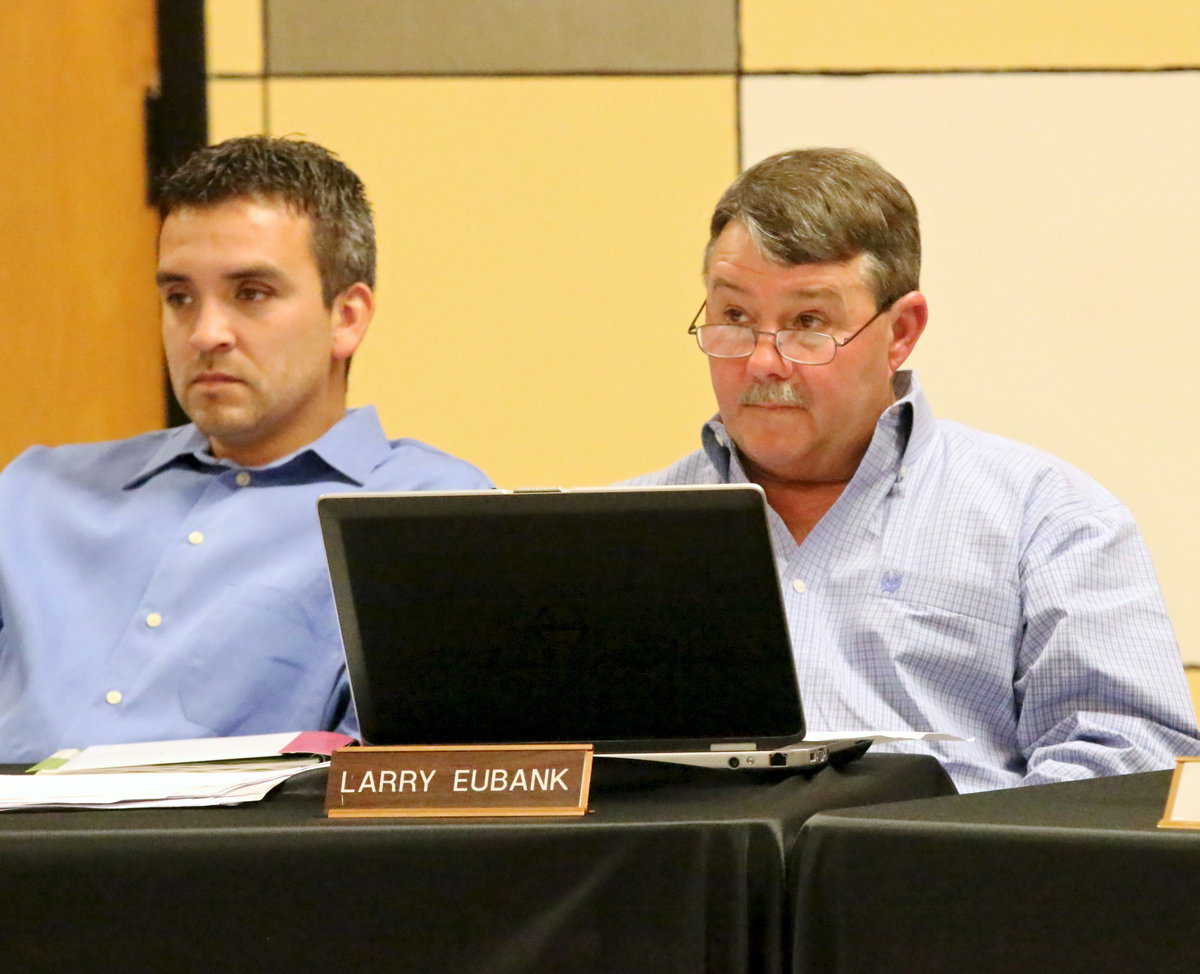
left=365, top=436, right=493, bottom=490
left=2, top=428, right=185, bottom=484
left=927, top=418, right=1122, bottom=516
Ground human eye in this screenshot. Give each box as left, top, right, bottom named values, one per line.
left=786, top=312, right=827, bottom=332
left=236, top=284, right=271, bottom=303
left=162, top=290, right=192, bottom=310
left=715, top=306, right=753, bottom=326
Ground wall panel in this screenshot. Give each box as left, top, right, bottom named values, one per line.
left=267, top=0, right=736, bottom=74
left=206, top=0, right=263, bottom=75
left=208, top=78, right=265, bottom=137
left=267, top=77, right=734, bottom=487
left=742, top=0, right=1200, bottom=71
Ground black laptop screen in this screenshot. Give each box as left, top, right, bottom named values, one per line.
left=320, top=486, right=805, bottom=752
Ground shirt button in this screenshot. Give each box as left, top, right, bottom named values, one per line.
left=187, top=531, right=205, bottom=545
left=235, top=472, right=252, bottom=487
left=105, top=690, right=123, bottom=705
left=146, top=612, right=163, bottom=628
left=898, top=466, right=910, bottom=481
left=792, top=579, right=807, bottom=594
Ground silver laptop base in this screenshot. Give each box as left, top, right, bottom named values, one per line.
left=599, top=739, right=872, bottom=771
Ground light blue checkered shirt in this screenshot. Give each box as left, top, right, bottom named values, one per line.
left=627, top=372, right=1200, bottom=792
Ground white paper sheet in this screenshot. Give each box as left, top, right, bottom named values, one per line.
left=37, top=730, right=350, bottom=773
left=0, top=764, right=319, bottom=811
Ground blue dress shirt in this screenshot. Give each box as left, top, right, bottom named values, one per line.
left=0, top=406, right=491, bottom=763
left=627, top=372, right=1200, bottom=792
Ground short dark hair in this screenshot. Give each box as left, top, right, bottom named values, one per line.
left=157, top=136, right=375, bottom=305
left=707, top=148, right=920, bottom=307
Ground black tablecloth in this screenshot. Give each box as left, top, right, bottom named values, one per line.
left=795, top=769, right=1200, bottom=974
left=0, top=754, right=952, bottom=974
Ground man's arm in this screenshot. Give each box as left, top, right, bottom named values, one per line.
left=1015, top=498, right=1200, bottom=785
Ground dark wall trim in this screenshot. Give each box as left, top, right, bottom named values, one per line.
left=150, top=0, right=207, bottom=427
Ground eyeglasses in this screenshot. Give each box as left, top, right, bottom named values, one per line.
left=687, top=299, right=894, bottom=366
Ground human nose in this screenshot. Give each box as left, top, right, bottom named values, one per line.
left=744, top=329, right=794, bottom=380
left=188, top=300, right=236, bottom=353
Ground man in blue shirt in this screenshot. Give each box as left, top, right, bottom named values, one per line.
left=629, top=148, right=1200, bottom=791
left=0, top=137, right=490, bottom=762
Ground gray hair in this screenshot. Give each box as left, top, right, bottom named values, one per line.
left=706, top=148, right=920, bottom=307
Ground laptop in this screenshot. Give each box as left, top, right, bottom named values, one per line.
left=318, top=485, right=868, bottom=772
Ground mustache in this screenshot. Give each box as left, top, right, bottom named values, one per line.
left=740, top=382, right=808, bottom=407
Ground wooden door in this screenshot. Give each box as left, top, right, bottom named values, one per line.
left=0, top=0, right=163, bottom=465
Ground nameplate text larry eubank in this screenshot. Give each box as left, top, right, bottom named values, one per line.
left=325, top=744, right=593, bottom=818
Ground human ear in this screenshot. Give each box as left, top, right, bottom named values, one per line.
left=885, top=291, right=928, bottom=373
left=330, top=282, right=374, bottom=362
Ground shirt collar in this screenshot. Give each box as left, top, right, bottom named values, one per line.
left=699, top=369, right=932, bottom=481
left=124, top=425, right=213, bottom=488
left=124, top=405, right=393, bottom=489
left=303, top=405, right=393, bottom=485
left=883, top=369, right=934, bottom=461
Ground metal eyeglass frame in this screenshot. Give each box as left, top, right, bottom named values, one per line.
left=686, top=298, right=895, bottom=366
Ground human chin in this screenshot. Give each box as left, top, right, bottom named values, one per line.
left=184, top=393, right=260, bottom=438
left=730, top=428, right=810, bottom=482
left=728, top=399, right=808, bottom=445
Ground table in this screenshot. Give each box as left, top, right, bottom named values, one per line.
left=0, top=754, right=950, bottom=974
left=795, top=770, right=1199, bottom=974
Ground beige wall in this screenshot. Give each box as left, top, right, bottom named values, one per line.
left=206, top=1, right=1200, bottom=661
left=207, top=0, right=737, bottom=490
left=742, top=0, right=1200, bottom=69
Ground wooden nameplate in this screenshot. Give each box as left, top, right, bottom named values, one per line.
left=325, top=743, right=593, bottom=818
left=1159, top=756, right=1200, bottom=829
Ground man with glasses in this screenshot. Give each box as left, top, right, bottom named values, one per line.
left=629, top=148, right=1198, bottom=792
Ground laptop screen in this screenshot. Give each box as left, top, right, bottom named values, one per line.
left=319, top=485, right=805, bottom=753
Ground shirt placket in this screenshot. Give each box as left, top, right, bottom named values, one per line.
left=87, top=467, right=257, bottom=723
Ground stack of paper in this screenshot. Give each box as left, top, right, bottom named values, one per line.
left=0, top=731, right=353, bottom=811
left=0, top=768, right=318, bottom=810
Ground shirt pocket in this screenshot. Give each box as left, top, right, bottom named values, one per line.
left=866, top=569, right=1023, bottom=673
left=178, top=584, right=343, bottom=734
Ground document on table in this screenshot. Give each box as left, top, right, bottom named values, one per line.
left=0, top=765, right=321, bottom=811
left=0, top=731, right=354, bottom=811
left=30, top=730, right=353, bottom=773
